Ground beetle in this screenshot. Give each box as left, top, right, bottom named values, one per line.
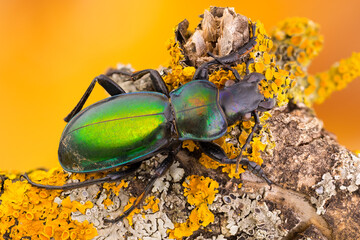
left=22, top=23, right=275, bottom=223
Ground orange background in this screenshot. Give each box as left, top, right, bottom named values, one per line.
left=1, top=0, right=359, bottom=171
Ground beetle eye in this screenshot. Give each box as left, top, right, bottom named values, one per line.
left=242, top=113, right=252, bottom=121
left=258, top=97, right=276, bottom=111
left=243, top=72, right=266, bottom=83
left=225, top=80, right=235, bottom=87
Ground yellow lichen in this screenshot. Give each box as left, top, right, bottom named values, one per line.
left=123, top=197, right=141, bottom=226
left=183, top=175, right=218, bottom=206
left=308, top=52, right=360, bottom=104
left=101, top=180, right=130, bottom=210
left=199, top=154, right=224, bottom=170
left=0, top=169, right=97, bottom=240
left=103, top=180, right=128, bottom=196
left=143, top=196, right=160, bottom=213
left=182, top=140, right=199, bottom=152
left=271, top=17, right=324, bottom=67
left=122, top=195, right=160, bottom=226
left=270, top=17, right=360, bottom=106
left=103, top=198, right=113, bottom=209
left=168, top=175, right=218, bottom=239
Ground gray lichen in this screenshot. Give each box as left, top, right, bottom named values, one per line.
left=311, top=148, right=360, bottom=214
left=58, top=155, right=182, bottom=239
left=211, top=192, right=287, bottom=239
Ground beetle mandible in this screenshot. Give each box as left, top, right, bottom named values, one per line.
left=23, top=23, right=275, bottom=223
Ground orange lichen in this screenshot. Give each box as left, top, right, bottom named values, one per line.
left=164, top=38, right=196, bottom=90
left=166, top=38, right=186, bottom=70
left=0, top=169, right=97, bottom=240
left=307, top=52, right=360, bottom=104
left=103, top=180, right=128, bottom=196
left=143, top=196, right=160, bottom=213
left=163, top=65, right=196, bottom=90
left=122, top=195, right=160, bottom=226
left=103, top=198, right=113, bottom=209
left=183, top=175, right=218, bottom=206
left=182, top=140, right=199, bottom=152
left=168, top=175, right=219, bottom=239
left=269, top=17, right=360, bottom=106
left=271, top=17, right=323, bottom=68
left=122, top=197, right=141, bottom=226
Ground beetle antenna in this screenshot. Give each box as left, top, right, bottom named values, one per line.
left=235, top=151, right=243, bottom=173
left=235, top=110, right=260, bottom=173
left=20, top=163, right=141, bottom=190
left=206, top=52, right=241, bottom=81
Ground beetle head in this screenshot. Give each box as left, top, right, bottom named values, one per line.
left=243, top=72, right=276, bottom=112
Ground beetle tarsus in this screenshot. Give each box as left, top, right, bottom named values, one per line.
left=198, top=141, right=272, bottom=185
left=239, top=158, right=272, bottom=186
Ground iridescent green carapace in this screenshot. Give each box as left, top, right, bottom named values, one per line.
left=170, top=80, right=227, bottom=141
left=59, top=92, right=172, bottom=173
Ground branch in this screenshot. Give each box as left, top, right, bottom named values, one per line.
left=1, top=7, right=359, bottom=240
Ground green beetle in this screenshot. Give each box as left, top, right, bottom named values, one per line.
left=59, top=80, right=229, bottom=173
left=23, top=23, right=275, bottom=223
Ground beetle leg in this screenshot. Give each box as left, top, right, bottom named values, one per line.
left=198, top=141, right=271, bottom=185
left=239, top=159, right=272, bottom=186
left=21, top=162, right=141, bottom=190
left=107, top=68, right=169, bottom=97
left=104, top=151, right=178, bottom=224
left=192, top=64, right=210, bottom=81
left=64, top=74, right=126, bottom=122
left=198, top=141, right=237, bottom=164
left=245, top=58, right=254, bottom=75
left=193, top=23, right=257, bottom=81
left=235, top=110, right=261, bottom=172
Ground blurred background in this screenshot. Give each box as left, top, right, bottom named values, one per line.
left=1, top=0, right=359, bottom=171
